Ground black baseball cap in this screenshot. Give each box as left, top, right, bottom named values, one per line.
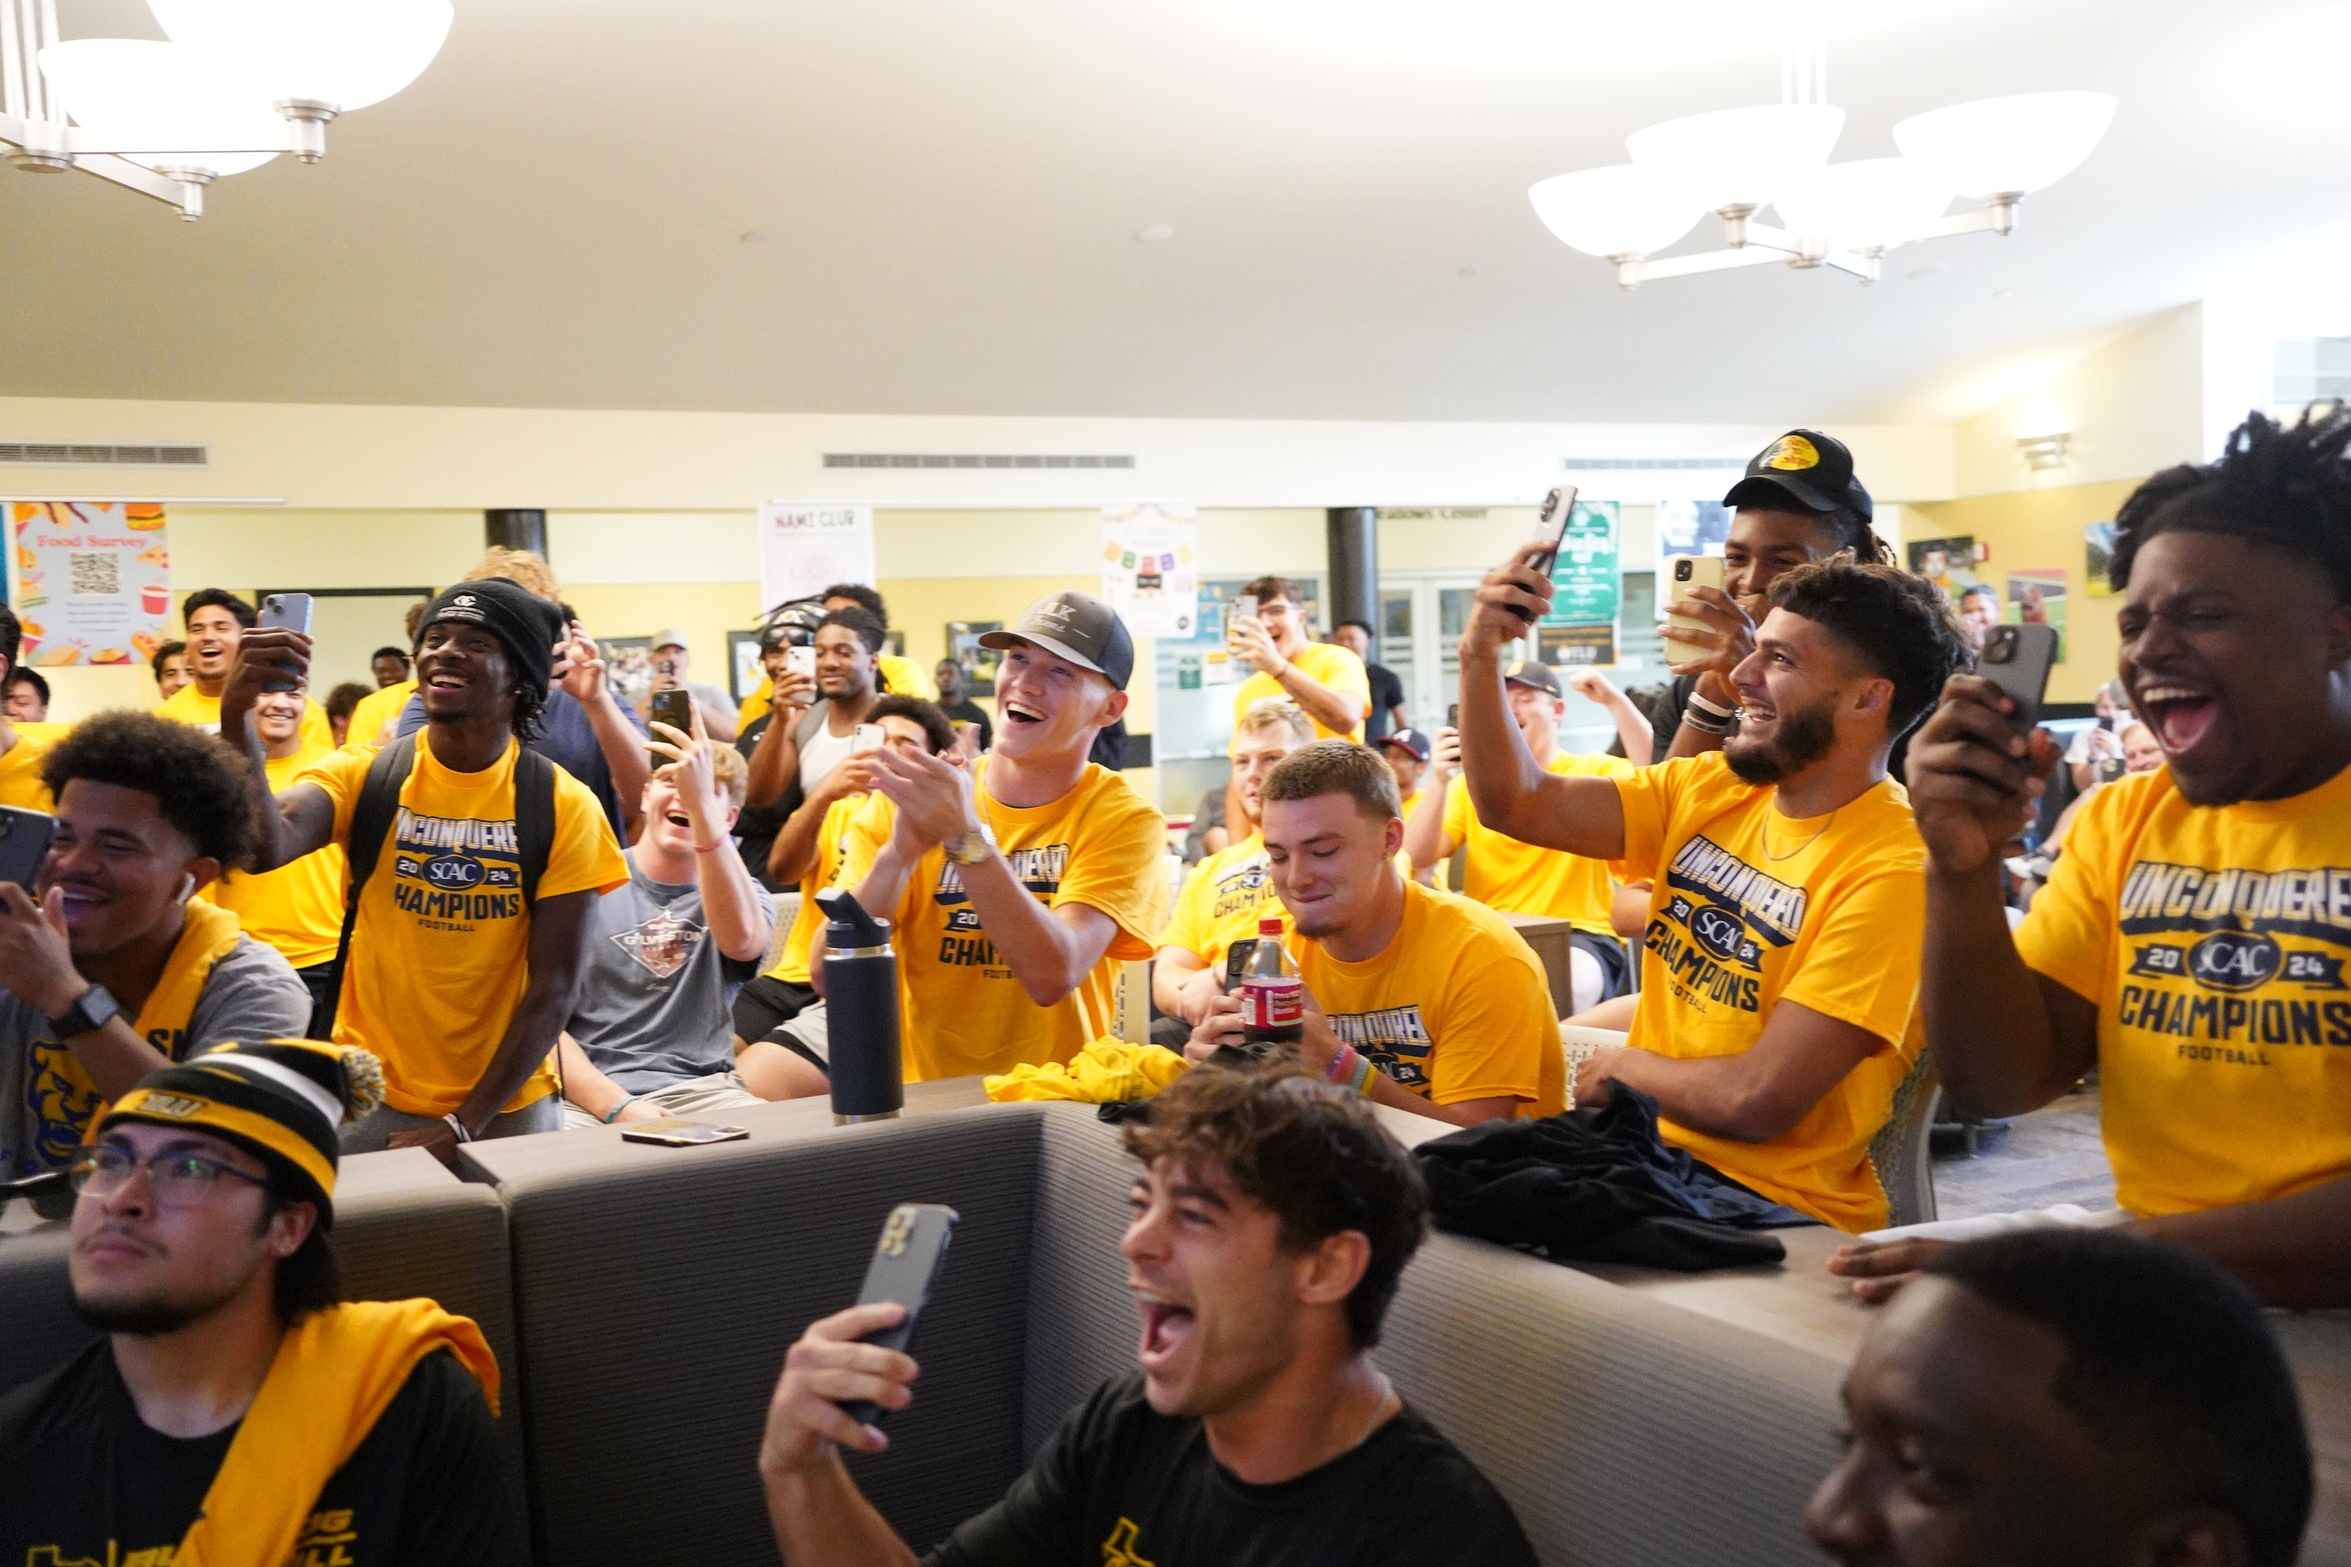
left=980, top=590, right=1136, bottom=690
left=1722, top=429, right=1873, bottom=525
left=1377, top=727, right=1431, bottom=761
left=1504, top=660, right=1561, bottom=697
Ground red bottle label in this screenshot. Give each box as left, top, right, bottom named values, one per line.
left=1243, top=977, right=1303, bottom=1030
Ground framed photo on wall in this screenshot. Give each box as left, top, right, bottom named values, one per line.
left=727, top=630, right=766, bottom=702
left=947, top=620, right=1002, bottom=695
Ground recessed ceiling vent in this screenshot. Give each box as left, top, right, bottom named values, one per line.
left=821, top=452, right=1135, bottom=470
left=1561, top=456, right=1743, bottom=471
left=0, top=442, right=209, bottom=466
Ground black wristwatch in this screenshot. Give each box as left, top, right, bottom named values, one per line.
left=48, top=984, right=120, bottom=1039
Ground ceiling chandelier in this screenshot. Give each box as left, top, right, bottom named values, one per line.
left=0, top=0, right=451, bottom=220
left=1529, top=40, right=2115, bottom=288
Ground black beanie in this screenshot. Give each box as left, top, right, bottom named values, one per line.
left=417, top=577, right=559, bottom=705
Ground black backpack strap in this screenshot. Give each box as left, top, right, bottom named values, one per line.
left=317, top=733, right=418, bottom=1039
left=513, top=744, right=557, bottom=906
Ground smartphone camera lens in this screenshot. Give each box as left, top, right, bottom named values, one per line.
left=1675, top=560, right=1692, bottom=582
left=1986, top=627, right=2015, bottom=662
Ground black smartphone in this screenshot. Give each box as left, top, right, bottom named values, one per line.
left=1223, top=937, right=1259, bottom=991
left=255, top=593, right=313, bottom=693
left=1977, top=623, right=2060, bottom=733
left=1446, top=702, right=1459, bottom=729
left=839, top=1203, right=960, bottom=1428
left=0, top=806, right=56, bottom=889
left=649, top=688, right=694, bottom=765
left=1527, top=485, right=1578, bottom=579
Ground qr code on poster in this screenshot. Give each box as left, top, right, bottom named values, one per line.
left=68, top=551, right=120, bottom=597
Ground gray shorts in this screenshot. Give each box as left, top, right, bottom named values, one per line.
left=763, top=1001, right=830, bottom=1070
left=340, top=1092, right=564, bottom=1153
left=560, top=1070, right=765, bottom=1131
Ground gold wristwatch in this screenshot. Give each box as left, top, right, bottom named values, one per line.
left=943, top=823, right=997, bottom=865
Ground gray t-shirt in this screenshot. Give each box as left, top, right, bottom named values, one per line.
left=0, top=935, right=313, bottom=1177
left=565, top=851, right=775, bottom=1093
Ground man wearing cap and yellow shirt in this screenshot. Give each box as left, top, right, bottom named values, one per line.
left=226, top=577, right=628, bottom=1158
left=1406, top=661, right=1641, bottom=1014
left=1186, top=741, right=1562, bottom=1125
left=1227, top=576, right=1369, bottom=743
left=0, top=1039, right=523, bottom=1562
left=201, top=686, right=346, bottom=1034
left=827, top=590, right=1163, bottom=1083
left=1153, top=699, right=1315, bottom=1039
left=1457, top=549, right=1970, bottom=1233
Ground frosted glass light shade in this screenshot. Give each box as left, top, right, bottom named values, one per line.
left=1893, top=91, right=2116, bottom=199
left=1626, top=103, right=1844, bottom=212
left=1771, top=158, right=1955, bottom=250
left=150, top=0, right=454, bottom=112
left=39, top=39, right=282, bottom=176
left=1529, top=165, right=1703, bottom=258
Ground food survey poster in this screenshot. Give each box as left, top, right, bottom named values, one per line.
left=8, top=501, right=171, bottom=667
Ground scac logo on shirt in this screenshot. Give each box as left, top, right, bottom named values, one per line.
left=423, top=853, right=486, bottom=890
left=1690, top=905, right=1746, bottom=963
left=2187, top=930, right=2283, bottom=993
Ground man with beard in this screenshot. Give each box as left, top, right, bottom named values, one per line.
left=1833, top=407, right=2351, bottom=1307
left=0, top=1040, right=524, bottom=1562
left=1187, top=741, right=1560, bottom=1125
left=757, top=1065, right=1536, bottom=1566
left=1457, top=554, right=1970, bottom=1231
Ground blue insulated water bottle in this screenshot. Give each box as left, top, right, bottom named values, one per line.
left=819, top=887, right=903, bottom=1123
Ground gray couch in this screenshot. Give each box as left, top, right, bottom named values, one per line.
left=5, top=1090, right=2344, bottom=1566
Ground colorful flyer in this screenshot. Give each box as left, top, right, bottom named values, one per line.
left=1542, top=499, right=1621, bottom=629
left=8, top=501, right=170, bottom=668
left=1101, top=502, right=1199, bottom=639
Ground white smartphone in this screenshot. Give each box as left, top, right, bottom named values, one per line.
left=1661, top=555, right=1728, bottom=649
left=786, top=645, right=817, bottom=681
left=1230, top=594, right=1258, bottom=634
left=852, top=723, right=885, bottom=754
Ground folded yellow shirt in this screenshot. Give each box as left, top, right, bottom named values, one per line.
left=986, top=1038, right=1190, bottom=1103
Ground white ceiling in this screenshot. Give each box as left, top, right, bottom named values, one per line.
left=4, top=0, right=2348, bottom=425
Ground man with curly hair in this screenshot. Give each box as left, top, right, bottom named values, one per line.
left=226, top=579, right=627, bottom=1158
left=1838, top=406, right=2351, bottom=1307
left=0, top=714, right=312, bottom=1176
left=1458, top=552, right=1973, bottom=1232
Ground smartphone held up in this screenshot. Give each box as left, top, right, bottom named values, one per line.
left=837, top=1203, right=959, bottom=1428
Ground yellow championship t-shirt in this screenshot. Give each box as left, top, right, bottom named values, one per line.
left=201, top=744, right=347, bottom=969
left=1231, top=642, right=1370, bottom=745
left=1615, top=753, right=1926, bottom=1232
left=836, top=755, right=1165, bottom=1083
left=343, top=679, right=417, bottom=752
left=0, top=721, right=65, bottom=813
left=1442, top=750, right=1632, bottom=935
left=297, top=733, right=628, bottom=1115
left=738, top=654, right=938, bottom=730
left=1159, top=833, right=1285, bottom=977
left=2016, top=762, right=2351, bottom=1217
left=158, top=683, right=334, bottom=751
left=1292, top=878, right=1563, bottom=1114
left=768, top=792, right=865, bottom=987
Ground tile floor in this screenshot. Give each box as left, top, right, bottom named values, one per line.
left=1930, top=1085, right=2118, bottom=1220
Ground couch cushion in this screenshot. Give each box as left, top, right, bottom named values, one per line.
left=467, top=1097, right=1042, bottom=1563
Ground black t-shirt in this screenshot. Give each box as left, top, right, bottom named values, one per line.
left=0, top=1340, right=524, bottom=1566
left=923, top=1371, right=1537, bottom=1567
left=1364, top=663, right=1406, bottom=742
left=942, top=697, right=994, bottom=752
left=1647, top=672, right=1698, bottom=761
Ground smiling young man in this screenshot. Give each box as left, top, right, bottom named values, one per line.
left=741, top=606, right=889, bottom=844
left=556, top=715, right=783, bottom=1125
left=0, top=603, right=66, bottom=814
left=1229, top=576, right=1370, bottom=743
left=156, top=589, right=333, bottom=749
left=1833, top=408, right=2351, bottom=1305
left=824, top=592, right=1164, bottom=1082
left=1458, top=552, right=1970, bottom=1231
left=0, top=1040, right=523, bottom=1563
left=151, top=638, right=191, bottom=702
left=756, top=1065, right=1537, bottom=1567
left=1651, top=430, right=1896, bottom=763
left=0, top=715, right=313, bottom=1177
left=1188, top=742, right=1561, bottom=1125
left=1807, top=1229, right=2311, bottom=1567
left=199, top=686, right=347, bottom=1035
left=1405, top=660, right=1637, bottom=1013
left=224, top=578, right=628, bottom=1157
left=1153, top=698, right=1316, bottom=1034
left=730, top=695, right=957, bottom=1078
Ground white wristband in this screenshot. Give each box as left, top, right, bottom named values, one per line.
left=442, top=1112, right=474, bottom=1144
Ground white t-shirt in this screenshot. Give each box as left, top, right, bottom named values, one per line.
left=799, top=716, right=856, bottom=794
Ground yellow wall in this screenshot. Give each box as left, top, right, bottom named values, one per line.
left=1907, top=477, right=2143, bottom=704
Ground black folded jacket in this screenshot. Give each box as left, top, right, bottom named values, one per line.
left=1413, top=1086, right=1811, bottom=1273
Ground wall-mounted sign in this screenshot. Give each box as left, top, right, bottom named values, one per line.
left=1101, top=502, right=1198, bottom=638
left=758, top=502, right=874, bottom=615
left=8, top=500, right=169, bottom=668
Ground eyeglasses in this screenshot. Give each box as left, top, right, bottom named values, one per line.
left=68, top=1145, right=268, bottom=1210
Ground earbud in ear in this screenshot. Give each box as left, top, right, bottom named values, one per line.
left=175, top=873, right=196, bottom=902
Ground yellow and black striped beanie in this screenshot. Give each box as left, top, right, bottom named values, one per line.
left=99, top=1040, right=384, bottom=1226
